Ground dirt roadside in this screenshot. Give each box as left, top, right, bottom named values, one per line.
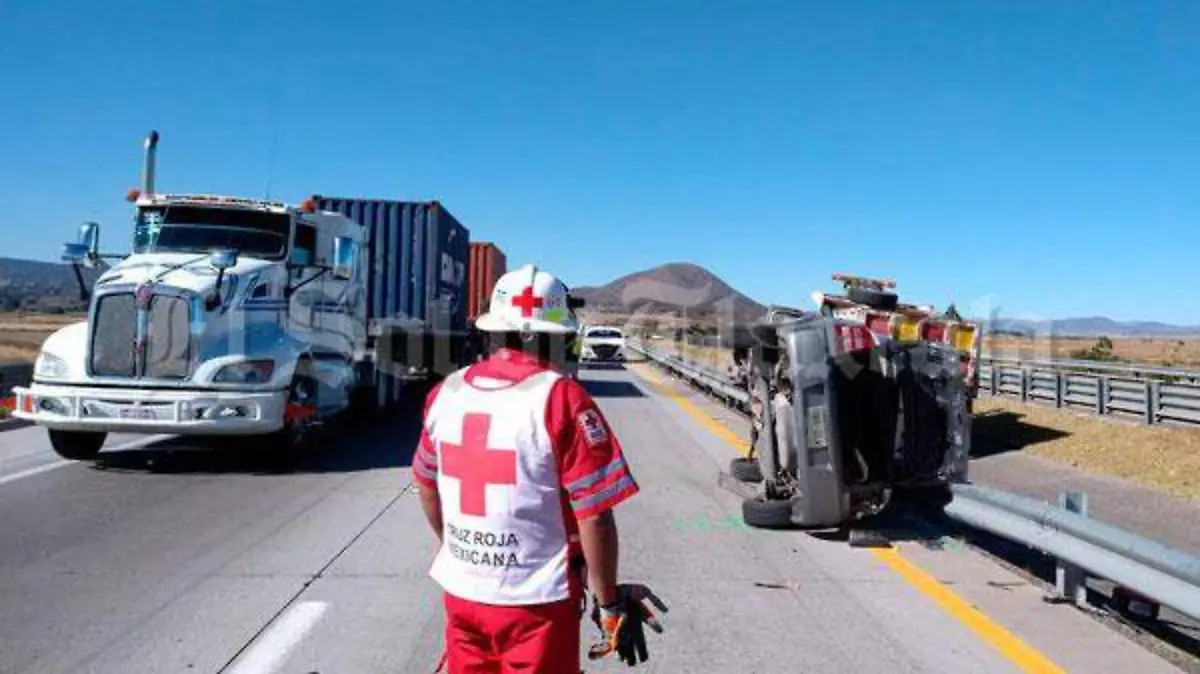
left=972, top=396, right=1200, bottom=501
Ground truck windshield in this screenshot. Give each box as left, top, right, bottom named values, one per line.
left=587, top=329, right=623, bottom=339
left=133, top=205, right=290, bottom=259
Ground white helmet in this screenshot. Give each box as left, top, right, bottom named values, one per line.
left=474, top=263, right=580, bottom=334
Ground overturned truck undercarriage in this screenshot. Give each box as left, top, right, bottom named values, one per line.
left=732, top=307, right=972, bottom=530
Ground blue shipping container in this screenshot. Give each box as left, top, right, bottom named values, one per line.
left=311, top=197, right=470, bottom=333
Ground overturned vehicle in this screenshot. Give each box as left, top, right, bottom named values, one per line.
left=729, top=274, right=981, bottom=530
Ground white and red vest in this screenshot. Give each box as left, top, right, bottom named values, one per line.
left=424, top=366, right=577, bottom=605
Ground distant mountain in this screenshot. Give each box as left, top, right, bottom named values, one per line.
left=980, top=316, right=1200, bottom=338
left=0, top=256, right=105, bottom=313
left=572, top=262, right=767, bottom=325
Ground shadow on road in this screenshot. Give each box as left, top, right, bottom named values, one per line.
left=970, top=409, right=1071, bottom=459
left=88, top=407, right=421, bottom=476
left=582, top=379, right=646, bottom=398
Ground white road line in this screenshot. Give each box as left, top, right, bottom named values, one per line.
left=0, top=460, right=73, bottom=487
left=0, top=434, right=176, bottom=487
left=226, top=601, right=329, bottom=674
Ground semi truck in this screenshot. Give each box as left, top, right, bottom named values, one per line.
left=11, top=130, right=493, bottom=460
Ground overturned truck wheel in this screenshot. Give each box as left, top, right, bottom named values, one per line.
left=742, top=494, right=797, bottom=529
left=729, top=457, right=763, bottom=483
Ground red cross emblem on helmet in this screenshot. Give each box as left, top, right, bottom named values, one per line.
left=473, top=264, right=578, bottom=334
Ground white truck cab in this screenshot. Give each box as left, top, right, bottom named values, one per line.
left=12, top=131, right=366, bottom=460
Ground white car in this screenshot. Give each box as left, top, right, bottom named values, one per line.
left=580, top=326, right=625, bottom=362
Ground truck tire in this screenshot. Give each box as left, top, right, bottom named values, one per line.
left=742, top=494, right=797, bottom=529
left=264, top=362, right=319, bottom=454
left=48, top=429, right=107, bottom=461
left=847, top=287, right=898, bottom=311
left=730, top=457, right=763, bottom=483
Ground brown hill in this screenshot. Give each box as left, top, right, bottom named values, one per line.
left=572, top=262, right=766, bottom=326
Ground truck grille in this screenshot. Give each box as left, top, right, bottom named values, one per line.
left=91, top=293, right=137, bottom=377
left=90, top=292, right=192, bottom=379
left=145, top=295, right=191, bottom=378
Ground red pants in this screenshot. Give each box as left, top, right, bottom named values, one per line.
left=442, top=592, right=582, bottom=673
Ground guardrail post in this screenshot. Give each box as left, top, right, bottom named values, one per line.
left=1020, top=369, right=1029, bottom=402
left=1145, top=380, right=1159, bottom=426
left=990, top=367, right=999, bottom=396
left=1097, top=377, right=1107, bottom=416
left=1055, top=372, right=1064, bottom=409
left=1048, top=491, right=1089, bottom=608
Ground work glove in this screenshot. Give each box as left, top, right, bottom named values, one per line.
left=587, top=583, right=667, bottom=666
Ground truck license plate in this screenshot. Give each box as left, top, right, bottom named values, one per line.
left=119, top=407, right=156, bottom=420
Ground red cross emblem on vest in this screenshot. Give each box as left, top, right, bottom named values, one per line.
left=440, top=413, right=518, bottom=517
left=511, top=285, right=543, bottom=317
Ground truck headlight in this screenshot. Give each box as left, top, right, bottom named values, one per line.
left=35, top=352, right=67, bottom=379
left=214, top=360, right=275, bottom=384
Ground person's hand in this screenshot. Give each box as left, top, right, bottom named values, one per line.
left=587, top=583, right=668, bottom=666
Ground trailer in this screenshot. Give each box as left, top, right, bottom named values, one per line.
left=310, top=196, right=474, bottom=410
left=467, top=242, right=507, bottom=320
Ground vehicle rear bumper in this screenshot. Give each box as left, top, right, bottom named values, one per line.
left=10, top=383, right=288, bottom=435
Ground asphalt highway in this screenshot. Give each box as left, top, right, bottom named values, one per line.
left=0, top=364, right=1187, bottom=673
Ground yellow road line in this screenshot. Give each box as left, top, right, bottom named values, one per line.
left=870, top=547, right=1066, bottom=673
left=630, top=363, right=1066, bottom=673
left=631, top=364, right=749, bottom=456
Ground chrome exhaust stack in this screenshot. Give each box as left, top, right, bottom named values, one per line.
left=141, top=130, right=160, bottom=196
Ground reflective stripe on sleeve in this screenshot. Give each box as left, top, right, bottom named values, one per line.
left=564, top=455, right=626, bottom=494
left=571, top=473, right=636, bottom=512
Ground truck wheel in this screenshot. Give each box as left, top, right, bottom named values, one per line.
left=847, top=287, right=898, bottom=311
left=742, top=494, right=796, bottom=529
left=265, top=363, right=319, bottom=454
left=48, top=429, right=107, bottom=461
left=730, top=457, right=763, bottom=483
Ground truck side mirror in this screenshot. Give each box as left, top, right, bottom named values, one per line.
left=210, top=249, right=238, bottom=271
left=332, top=236, right=356, bottom=281
left=61, top=243, right=90, bottom=265
left=63, top=221, right=101, bottom=268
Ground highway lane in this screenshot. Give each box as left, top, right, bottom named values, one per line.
left=0, top=365, right=1184, bottom=673
left=0, top=423, right=161, bottom=485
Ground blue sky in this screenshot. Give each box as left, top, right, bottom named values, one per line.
left=3, top=1, right=1198, bottom=323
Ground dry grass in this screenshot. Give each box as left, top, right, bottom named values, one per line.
left=986, top=335, right=1200, bottom=368
left=0, top=311, right=84, bottom=364
left=973, top=397, right=1200, bottom=499
left=0, top=344, right=37, bottom=363
left=677, top=344, right=736, bottom=373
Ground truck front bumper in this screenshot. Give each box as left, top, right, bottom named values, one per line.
left=581, top=343, right=625, bottom=361
left=10, top=383, right=288, bottom=435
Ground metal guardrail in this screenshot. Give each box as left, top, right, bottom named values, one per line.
left=627, top=339, right=1200, bottom=624
left=947, top=484, right=1200, bottom=622
left=627, top=341, right=749, bottom=409
left=981, top=353, right=1200, bottom=384
left=978, top=357, right=1200, bottom=427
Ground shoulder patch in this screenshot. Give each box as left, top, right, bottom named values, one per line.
left=577, top=409, right=609, bottom=447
